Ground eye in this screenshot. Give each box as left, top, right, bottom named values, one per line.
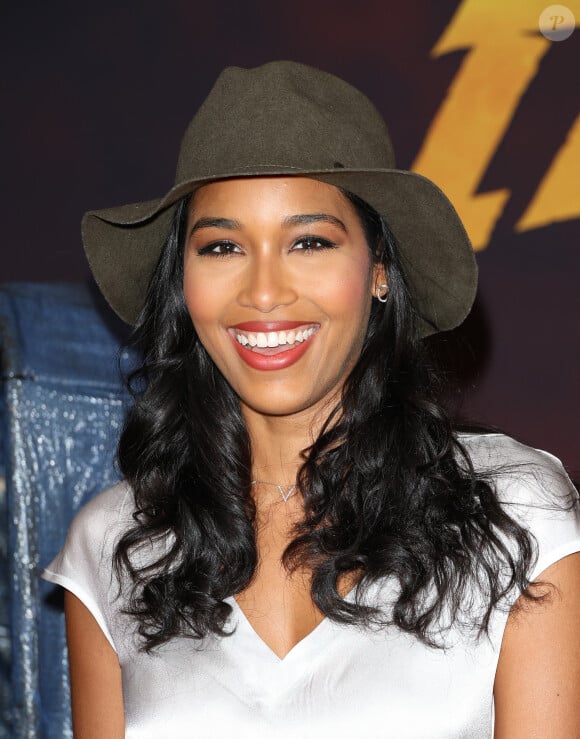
left=291, top=236, right=337, bottom=252
left=197, top=241, right=243, bottom=257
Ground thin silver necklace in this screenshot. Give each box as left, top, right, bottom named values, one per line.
left=251, top=479, right=297, bottom=502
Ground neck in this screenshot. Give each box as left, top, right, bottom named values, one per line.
left=242, top=400, right=336, bottom=488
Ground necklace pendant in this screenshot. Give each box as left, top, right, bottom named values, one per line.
left=251, top=479, right=297, bottom=503
left=277, top=484, right=296, bottom=502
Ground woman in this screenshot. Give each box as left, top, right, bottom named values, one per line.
left=43, top=61, right=580, bottom=738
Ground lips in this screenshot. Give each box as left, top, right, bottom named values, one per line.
left=232, top=324, right=318, bottom=353
left=228, top=321, right=320, bottom=370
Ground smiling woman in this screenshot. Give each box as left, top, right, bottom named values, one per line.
left=41, top=62, right=580, bottom=739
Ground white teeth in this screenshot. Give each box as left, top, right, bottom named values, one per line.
left=233, top=326, right=317, bottom=349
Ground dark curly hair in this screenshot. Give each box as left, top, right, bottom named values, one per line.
left=114, top=186, right=539, bottom=652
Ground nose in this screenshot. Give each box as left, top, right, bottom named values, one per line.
left=236, top=252, right=298, bottom=312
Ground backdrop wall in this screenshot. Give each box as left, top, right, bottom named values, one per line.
left=3, top=0, right=579, bottom=473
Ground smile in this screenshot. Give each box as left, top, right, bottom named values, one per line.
left=234, top=325, right=318, bottom=352
left=228, top=322, right=320, bottom=371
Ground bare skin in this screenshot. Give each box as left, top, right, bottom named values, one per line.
left=233, top=480, right=362, bottom=660
left=66, top=177, right=580, bottom=735
left=493, top=553, right=580, bottom=738
left=65, top=590, right=124, bottom=738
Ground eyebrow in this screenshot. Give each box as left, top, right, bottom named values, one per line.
left=188, top=217, right=241, bottom=237
left=282, top=213, right=347, bottom=232
left=188, top=212, right=347, bottom=237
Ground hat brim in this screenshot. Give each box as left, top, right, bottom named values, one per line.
left=81, top=167, right=477, bottom=336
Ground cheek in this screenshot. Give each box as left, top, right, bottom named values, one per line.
left=182, top=270, right=218, bottom=334
left=315, top=255, right=372, bottom=323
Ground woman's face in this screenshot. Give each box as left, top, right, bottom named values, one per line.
left=183, top=176, right=383, bottom=420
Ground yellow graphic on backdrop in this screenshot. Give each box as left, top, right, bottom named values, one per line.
left=412, top=0, right=579, bottom=250
left=517, top=114, right=580, bottom=231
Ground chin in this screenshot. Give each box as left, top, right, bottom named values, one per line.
left=239, top=385, right=340, bottom=421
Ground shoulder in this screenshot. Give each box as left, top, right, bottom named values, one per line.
left=64, top=481, right=136, bottom=560
left=458, top=432, right=580, bottom=580
left=44, top=480, right=137, bottom=594
left=42, top=482, right=139, bottom=653
left=73, top=480, right=136, bottom=529
left=457, top=432, right=575, bottom=505
left=458, top=431, right=564, bottom=470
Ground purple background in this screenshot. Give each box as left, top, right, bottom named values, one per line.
left=3, top=1, right=579, bottom=474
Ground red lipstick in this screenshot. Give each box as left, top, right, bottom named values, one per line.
left=228, top=325, right=318, bottom=371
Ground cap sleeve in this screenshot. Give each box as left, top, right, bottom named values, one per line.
left=41, top=482, right=134, bottom=653
left=461, top=433, right=580, bottom=583
left=511, top=448, right=580, bottom=581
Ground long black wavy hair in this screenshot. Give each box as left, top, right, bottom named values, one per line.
left=114, top=185, right=540, bottom=652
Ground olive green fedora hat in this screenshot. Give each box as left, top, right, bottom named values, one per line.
left=81, top=60, right=477, bottom=336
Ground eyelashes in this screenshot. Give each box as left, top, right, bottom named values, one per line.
left=291, top=236, right=337, bottom=252
left=196, top=236, right=338, bottom=258
left=197, top=241, right=242, bottom=257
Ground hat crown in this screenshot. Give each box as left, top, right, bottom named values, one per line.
left=175, top=61, right=396, bottom=184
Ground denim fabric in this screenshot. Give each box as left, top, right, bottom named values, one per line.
left=0, top=420, right=10, bottom=737
left=0, top=283, right=137, bottom=738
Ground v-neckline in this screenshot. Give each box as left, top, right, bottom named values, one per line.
left=226, top=586, right=357, bottom=664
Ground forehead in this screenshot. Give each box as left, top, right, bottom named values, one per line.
left=188, top=176, right=357, bottom=221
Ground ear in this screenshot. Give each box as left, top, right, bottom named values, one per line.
left=372, top=263, right=388, bottom=297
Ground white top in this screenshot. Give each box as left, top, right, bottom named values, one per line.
left=42, top=434, right=580, bottom=738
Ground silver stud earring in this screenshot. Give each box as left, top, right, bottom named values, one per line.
left=376, top=283, right=388, bottom=303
